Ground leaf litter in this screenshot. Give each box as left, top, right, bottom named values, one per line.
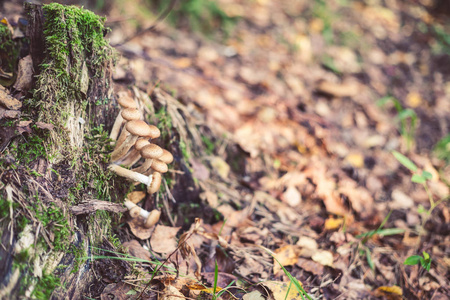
left=1, top=0, right=450, bottom=299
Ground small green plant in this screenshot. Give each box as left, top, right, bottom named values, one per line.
left=262, top=247, right=312, bottom=300
left=392, top=151, right=448, bottom=217
left=404, top=251, right=432, bottom=271
left=433, top=134, right=450, bottom=164
left=355, top=211, right=405, bottom=271
left=378, top=96, right=418, bottom=151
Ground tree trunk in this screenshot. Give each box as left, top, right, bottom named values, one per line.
left=0, top=3, right=126, bottom=299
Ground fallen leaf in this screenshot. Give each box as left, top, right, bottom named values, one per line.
left=161, top=284, right=185, bottom=300
left=316, top=80, right=360, bottom=98
left=242, top=290, right=265, bottom=300
left=390, top=189, right=414, bottom=209
left=260, top=281, right=305, bottom=300
left=325, top=217, right=344, bottom=230
left=35, top=122, right=54, bottom=131
left=273, top=245, right=299, bottom=274
left=127, top=191, right=146, bottom=204
left=210, top=156, right=230, bottom=179
left=406, top=91, right=422, bottom=108
left=0, top=86, right=22, bottom=110
left=345, top=153, right=364, bottom=168
left=122, top=240, right=151, bottom=261
left=150, top=225, right=181, bottom=254
left=374, top=285, right=402, bottom=300
left=311, top=250, right=334, bottom=267
left=296, top=257, right=324, bottom=276
left=281, top=186, right=302, bottom=207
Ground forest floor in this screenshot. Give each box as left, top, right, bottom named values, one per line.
left=1, top=0, right=449, bottom=299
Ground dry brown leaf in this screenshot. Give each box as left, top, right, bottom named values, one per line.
left=122, top=240, right=151, bottom=261
left=296, top=257, right=324, bottom=276
left=161, top=284, right=185, bottom=300
left=316, top=80, right=360, bottom=98
left=311, top=250, right=334, bottom=267
left=281, top=186, right=302, bottom=207
left=273, top=245, right=299, bottom=274
left=0, top=86, right=21, bottom=110
left=260, top=281, right=305, bottom=300
left=35, top=122, right=54, bottom=131
left=210, top=156, right=230, bottom=179
left=150, top=225, right=181, bottom=254
left=127, top=217, right=153, bottom=240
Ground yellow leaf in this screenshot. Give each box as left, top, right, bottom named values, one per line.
left=375, top=285, right=403, bottom=300
left=324, top=217, right=343, bottom=230
left=260, top=281, right=304, bottom=300
left=273, top=245, right=299, bottom=274
left=406, top=91, right=422, bottom=108
left=187, top=283, right=222, bottom=294
left=345, top=153, right=364, bottom=168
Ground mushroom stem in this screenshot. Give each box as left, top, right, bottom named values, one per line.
left=108, top=164, right=153, bottom=186
left=124, top=200, right=150, bottom=218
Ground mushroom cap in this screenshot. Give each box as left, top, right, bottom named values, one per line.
left=147, top=172, right=162, bottom=194
left=141, top=144, right=164, bottom=159
left=151, top=160, right=168, bottom=173
left=147, top=125, right=161, bottom=139
left=129, top=206, right=141, bottom=218
left=126, top=120, right=153, bottom=137
left=135, top=139, right=150, bottom=151
left=144, top=209, right=161, bottom=228
left=121, top=108, right=141, bottom=121
left=117, top=94, right=137, bottom=109
left=158, top=149, right=174, bottom=164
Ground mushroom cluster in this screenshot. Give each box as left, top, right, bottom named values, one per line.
left=108, top=92, right=174, bottom=222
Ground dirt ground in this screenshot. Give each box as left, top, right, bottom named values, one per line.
left=1, top=0, right=449, bottom=299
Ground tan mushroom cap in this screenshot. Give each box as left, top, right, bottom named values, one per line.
left=121, top=108, right=141, bottom=121
left=135, top=139, right=150, bottom=151
left=144, top=209, right=161, bottom=228
left=151, top=159, right=168, bottom=173
left=126, top=120, right=153, bottom=137
left=147, top=172, right=162, bottom=194
left=117, top=94, right=137, bottom=109
left=141, top=144, right=164, bottom=159
left=129, top=206, right=141, bottom=218
left=158, top=149, right=174, bottom=164
left=147, top=125, right=161, bottom=139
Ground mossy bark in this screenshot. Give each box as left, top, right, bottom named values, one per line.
left=0, top=4, right=125, bottom=299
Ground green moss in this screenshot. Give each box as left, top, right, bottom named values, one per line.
left=31, top=195, right=71, bottom=252
left=31, top=273, right=61, bottom=300
left=0, top=21, right=18, bottom=74
left=31, top=3, right=116, bottom=163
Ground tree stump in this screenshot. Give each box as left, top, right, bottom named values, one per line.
left=0, top=3, right=127, bottom=299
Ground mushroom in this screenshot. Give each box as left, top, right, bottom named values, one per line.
left=118, top=138, right=150, bottom=167
left=110, top=120, right=160, bottom=162
left=159, top=149, right=174, bottom=164
left=147, top=171, right=162, bottom=194
left=132, top=143, right=164, bottom=173
left=124, top=200, right=161, bottom=228
left=114, top=108, right=143, bottom=148
left=110, top=93, right=137, bottom=141
left=108, top=164, right=154, bottom=187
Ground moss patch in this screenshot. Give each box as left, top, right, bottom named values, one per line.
left=31, top=3, right=116, bottom=164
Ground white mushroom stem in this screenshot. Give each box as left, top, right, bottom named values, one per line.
left=124, top=200, right=150, bottom=219
left=108, top=164, right=153, bottom=186
left=124, top=200, right=161, bottom=228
